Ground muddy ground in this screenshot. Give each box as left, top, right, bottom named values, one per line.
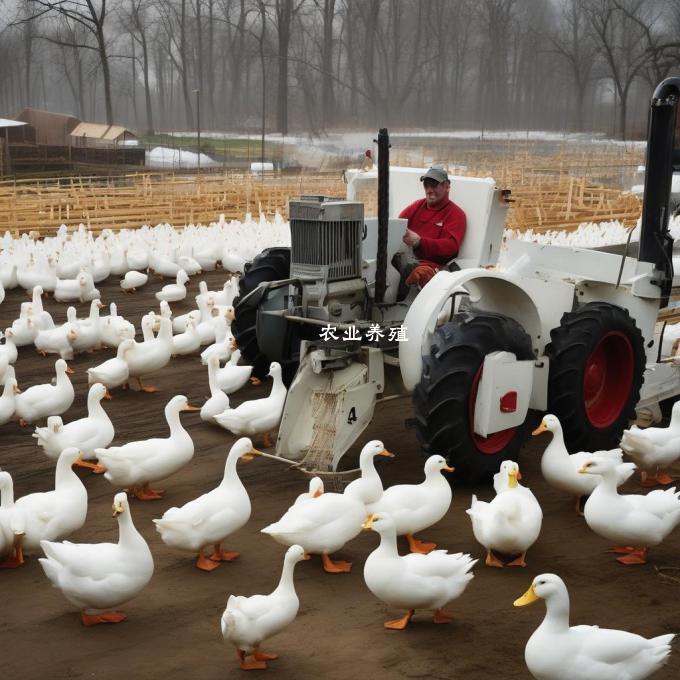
left=1, top=269, right=679, bottom=679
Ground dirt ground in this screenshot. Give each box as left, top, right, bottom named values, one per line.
left=1, top=269, right=679, bottom=679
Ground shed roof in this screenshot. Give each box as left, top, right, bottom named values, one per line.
left=0, top=118, right=27, bottom=128
left=70, top=122, right=137, bottom=140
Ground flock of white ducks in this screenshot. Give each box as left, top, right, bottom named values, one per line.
left=0, top=218, right=679, bottom=676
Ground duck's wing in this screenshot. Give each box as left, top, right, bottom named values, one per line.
left=627, top=487, right=680, bottom=518
left=262, top=494, right=348, bottom=535
left=574, top=625, right=665, bottom=667
left=40, top=539, right=119, bottom=579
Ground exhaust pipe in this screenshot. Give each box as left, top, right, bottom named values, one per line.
left=375, top=128, right=390, bottom=304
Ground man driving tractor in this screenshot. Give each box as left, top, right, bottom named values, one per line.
left=393, top=166, right=467, bottom=288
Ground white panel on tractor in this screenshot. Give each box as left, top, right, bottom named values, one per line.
left=474, top=351, right=534, bottom=437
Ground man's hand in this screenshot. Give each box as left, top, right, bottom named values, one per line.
left=403, top=228, right=421, bottom=249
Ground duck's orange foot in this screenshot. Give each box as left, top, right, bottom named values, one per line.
left=196, top=553, right=221, bottom=571
left=432, top=609, right=452, bottom=624
left=249, top=377, right=262, bottom=386
left=384, top=610, right=414, bottom=630
left=19, top=419, right=28, bottom=428
left=607, top=545, right=636, bottom=554
left=485, top=549, right=505, bottom=568
left=617, top=548, right=648, bottom=565
left=237, top=650, right=267, bottom=670
left=73, top=460, right=106, bottom=475
left=0, top=554, right=24, bottom=569
left=641, top=472, right=674, bottom=486
left=261, top=432, right=274, bottom=448
left=80, top=610, right=127, bottom=626
left=407, top=534, right=436, bottom=554
left=103, top=389, right=113, bottom=400
left=322, top=553, right=352, bottom=573
left=506, top=551, right=527, bottom=567
left=209, top=544, right=240, bottom=562
left=130, top=484, right=164, bottom=501
left=140, top=385, right=159, bottom=393
left=253, top=651, right=278, bottom=661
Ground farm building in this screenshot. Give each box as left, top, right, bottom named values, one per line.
left=14, top=107, right=79, bottom=146
left=70, top=122, right=139, bottom=148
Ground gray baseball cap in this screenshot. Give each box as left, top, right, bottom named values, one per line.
left=419, top=166, right=449, bottom=183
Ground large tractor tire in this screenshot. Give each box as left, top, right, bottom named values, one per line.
left=546, top=301, right=645, bottom=452
left=232, top=247, right=294, bottom=383
left=413, top=313, right=534, bottom=483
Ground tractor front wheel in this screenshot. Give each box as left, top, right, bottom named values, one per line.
left=413, top=313, right=534, bottom=482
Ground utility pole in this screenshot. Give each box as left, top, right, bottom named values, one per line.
left=194, top=88, right=201, bottom=174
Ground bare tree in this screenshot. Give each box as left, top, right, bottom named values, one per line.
left=24, top=0, right=116, bottom=123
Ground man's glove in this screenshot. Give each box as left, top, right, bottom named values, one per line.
left=405, top=263, right=438, bottom=287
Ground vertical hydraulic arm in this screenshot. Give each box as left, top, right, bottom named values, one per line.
left=639, top=77, right=680, bottom=306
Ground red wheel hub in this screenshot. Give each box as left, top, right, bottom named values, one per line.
left=583, top=331, right=634, bottom=428
left=468, top=366, right=517, bottom=454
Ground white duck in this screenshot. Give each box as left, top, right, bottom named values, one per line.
left=172, top=320, right=201, bottom=356
left=214, top=362, right=286, bottom=447
left=28, top=285, right=55, bottom=330
left=39, top=491, right=154, bottom=626
left=221, top=544, right=305, bottom=670
left=71, top=298, right=103, bottom=353
left=467, top=460, right=543, bottom=568
left=532, top=414, right=632, bottom=514
left=0, top=470, right=26, bottom=568
left=34, top=310, right=79, bottom=360
left=95, top=394, right=198, bottom=500
left=514, top=573, right=675, bottom=680
left=15, top=358, right=75, bottom=426
left=54, top=272, right=99, bottom=303
left=0, top=329, right=18, bottom=381
left=155, top=269, right=189, bottom=302
left=343, top=440, right=394, bottom=506
left=295, top=477, right=324, bottom=504
left=120, top=270, right=148, bottom=292
left=200, top=314, right=233, bottom=365
left=621, top=400, right=680, bottom=486
left=14, top=447, right=88, bottom=553
left=87, top=338, right=135, bottom=394
left=99, top=302, right=135, bottom=349
left=0, top=375, right=20, bottom=426
left=579, top=455, right=680, bottom=564
left=153, top=438, right=259, bottom=570
left=33, top=383, right=114, bottom=471
left=261, top=441, right=392, bottom=573
left=363, top=512, right=476, bottom=629
left=195, top=295, right=217, bottom=345
left=215, top=348, right=253, bottom=394
left=367, top=455, right=453, bottom=554
left=200, top=355, right=231, bottom=423
left=10, top=311, right=38, bottom=347
left=124, top=316, right=174, bottom=392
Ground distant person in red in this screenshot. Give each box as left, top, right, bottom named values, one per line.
left=394, top=166, right=466, bottom=288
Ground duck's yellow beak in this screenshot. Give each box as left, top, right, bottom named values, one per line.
left=444, top=465, right=455, bottom=473
left=182, top=403, right=200, bottom=411
left=313, top=488, right=323, bottom=498
left=514, top=584, right=540, bottom=607
left=578, top=463, right=589, bottom=474
left=532, top=421, right=547, bottom=436
left=362, top=514, right=375, bottom=530
left=508, top=470, right=519, bottom=488
left=112, top=502, right=124, bottom=517
left=380, top=449, right=395, bottom=458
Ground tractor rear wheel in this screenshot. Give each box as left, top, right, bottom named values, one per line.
left=232, top=247, right=293, bottom=382
left=413, top=313, right=534, bottom=482
left=547, top=301, right=645, bottom=452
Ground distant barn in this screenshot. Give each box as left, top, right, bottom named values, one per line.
left=14, top=107, right=79, bottom=146
left=70, top=122, right=139, bottom=148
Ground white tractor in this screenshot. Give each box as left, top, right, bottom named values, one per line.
left=233, top=78, right=680, bottom=482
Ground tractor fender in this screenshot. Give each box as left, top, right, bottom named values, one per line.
left=399, top=268, right=574, bottom=392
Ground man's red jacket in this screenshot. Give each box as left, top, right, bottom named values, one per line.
left=399, top=198, right=467, bottom=266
